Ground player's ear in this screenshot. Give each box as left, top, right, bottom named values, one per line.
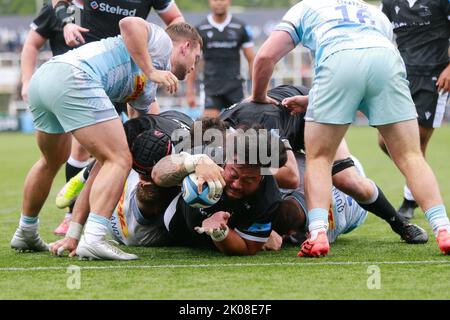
left=181, top=41, right=190, bottom=55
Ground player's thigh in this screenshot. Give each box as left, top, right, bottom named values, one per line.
left=72, top=118, right=131, bottom=165
left=362, top=48, right=417, bottom=126
left=224, top=84, right=244, bottom=107
left=410, top=76, right=448, bottom=129
left=70, top=136, right=90, bottom=161
left=305, top=50, right=366, bottom=125
left=304, top=121, right=349, bottom=160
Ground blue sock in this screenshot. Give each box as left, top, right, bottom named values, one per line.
left=307, top=208, right=329, bottom=239
left=19, top=214, right=39, bottom=231
left=425, top=205, right=450, bottom=236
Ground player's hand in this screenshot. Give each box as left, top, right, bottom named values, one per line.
left=195, top=156, right=226, bottom=197
left=148, top=70, right=179, bottom=94
left=262, top=230, right=283, bottom=251
left=195, top=211, right=230, bottom=235
left=282, top=95, right=309, bottom=115
left=21, top=81, right=29, bottom=102
left=244, top=95, right=279, bottom=105
left=49, top=237, right=79, bottom=257
left=63, top=23, right=89, bottom=47
left=437, top=65, right=450, bottom=94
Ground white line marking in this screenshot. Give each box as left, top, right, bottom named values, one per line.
left=0, top=260, right=449, bottom=271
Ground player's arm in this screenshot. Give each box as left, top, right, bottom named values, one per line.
left=119, top=17, right=178, bottom=94
left=242, top=46, right=255, bottom=80
left=52, top=0, right=89, bottom=47
left=195, top=211, right=264, bottom=255
left=251, top=31, right=295, bottom=104
left=436, top=0, right=450, bottom=93
left=20, top=30, right=46, bottom=102
left=156, top=1, right=185, bottom=26
left=152, top=153, right=225, bottom=193
left=271, top=149, right=300, bottom=189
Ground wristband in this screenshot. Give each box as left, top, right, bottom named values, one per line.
left=180, top=152, right=208, bottom=173
left=66, top=221, right=83, bottom=240
left=209, top=226, right=229, bottom=242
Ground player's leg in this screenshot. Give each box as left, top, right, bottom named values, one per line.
left=332, top=140, right=427, bottom=243
left=11, top=131, right=72, bottom=251
left=71, top=118, right=137, bottom=260
left=378, top=120, right=450, bottom=254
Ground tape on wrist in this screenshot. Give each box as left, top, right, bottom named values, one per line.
left=66, top=221, right=83, bottom=240
left=181, top=152, right=208, bottom=173
left=209, top=226, right=229, bottom=242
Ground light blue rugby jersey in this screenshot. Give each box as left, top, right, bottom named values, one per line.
left=276, top=0, right=395, bottom=65
left=49, top=22, right=172, bottom=112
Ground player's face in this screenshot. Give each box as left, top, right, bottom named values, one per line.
left=209, top=0, right=230, bottom=16
left=172, top=42, right=201, bottom=80
left=222, top=163, right=263, bottom=200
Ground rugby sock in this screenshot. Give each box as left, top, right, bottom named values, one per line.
left=425, top=205, right=450, bottom=236
left=307, top=208, right=329, bottom=240
left=403, top=185, right=415, bottom=202
left=84, top=213, right=109, bottom=244
left=65, top=213, right=72, bottom=219
left=66, top=156, right=90, bottom=183
left=19, top=214, right=39, bottom=233
left=357, top=181, right=408, bottom=229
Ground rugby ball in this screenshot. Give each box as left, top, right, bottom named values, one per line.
left=181, top=173, right=221, bottom=208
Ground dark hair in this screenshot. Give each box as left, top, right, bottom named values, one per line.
left=166, top=22, right=203, bottom=48
left=189, top=117, right=229, bottom=149
left=228, top=123, right=288, bottom=168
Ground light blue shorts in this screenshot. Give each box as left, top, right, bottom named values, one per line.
left=28, top=62, right=118, bottom=134
left=305, top=47, right=418, bottom=126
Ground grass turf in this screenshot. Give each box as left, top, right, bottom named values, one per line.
left=0, top=126, right=449, bottom=300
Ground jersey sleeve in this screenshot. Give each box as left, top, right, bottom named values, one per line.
left=241, top=24, right=254, bottom=49
left=380, top=0, right=393, bottom=21
left=30, top=4, right=56, bottom=39
left=153, top=0, right=174, bottom=13
left=274, top=2, right=306, bottom=46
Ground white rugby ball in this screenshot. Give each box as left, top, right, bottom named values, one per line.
left=181, top=173, right=221, bottom=208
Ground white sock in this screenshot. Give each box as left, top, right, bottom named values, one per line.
left=84, top=213, right=109, bottom=244
left=65, top=213, right=72, bottom=219
left=403, top=185, right=415, bottom=201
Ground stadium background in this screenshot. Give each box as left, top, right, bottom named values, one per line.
left=0, top=1, right=449, bottom=300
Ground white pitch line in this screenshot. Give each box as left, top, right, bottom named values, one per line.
left=0, top=260, right=449, bottom=271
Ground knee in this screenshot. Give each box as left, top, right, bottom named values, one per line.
left=377, top=135, right=389, bottom=155
left=114, top=149, right=132, bottom=172
left=333, top=171, right=373, bottom=201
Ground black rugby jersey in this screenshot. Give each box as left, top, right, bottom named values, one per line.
left=167, top=174, right=281, bottom=248
left=81, top=0, right=173, bottom=42
left=381, top=0, right=450, bottom=75
left=30, top=4, right=72, bottom=56
left=220, top=85, right=309, bottom=152
left=196, top=14, right=253, bottom=82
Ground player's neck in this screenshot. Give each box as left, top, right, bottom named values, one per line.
left=212, top=13, right=228, bottom=24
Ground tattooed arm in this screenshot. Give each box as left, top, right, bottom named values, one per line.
left=152, top=153, right=226, bottom=192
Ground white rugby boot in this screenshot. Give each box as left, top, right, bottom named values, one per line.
left=10, top=227, right=49, bottom=252
left=76, top=235, right=138, bottom=260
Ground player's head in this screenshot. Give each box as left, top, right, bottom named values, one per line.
left=166, top=22, right=202, bottom=80
left=131, top=129, right=172, bottom=180
left=273, top=191, right=307, bottom=237
left=209, top=0, right=230, bottom=16
left=222, top=124, right=288, bottom=200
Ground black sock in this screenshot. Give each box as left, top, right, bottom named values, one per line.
left=357, top=186, right=407, bottom=230
left=65, top=162, right=84, bottom=183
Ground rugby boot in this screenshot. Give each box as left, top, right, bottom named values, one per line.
left=436, top=229, right=450, bottom=255
left=55, top=169, right=85, bottom=209
left=11, top=227, right=49, bottom=252
left=297, top=231, right=330, bottom=258
left=53, top=216, right=71, bottom=236
left=76, top=235, right=138, bottom=260
left=390, top=221, right=428, bottom=244
left=397, top=198, right=418, bottom=220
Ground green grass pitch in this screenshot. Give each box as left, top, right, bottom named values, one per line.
left=0, top=126, right=449, bottom=300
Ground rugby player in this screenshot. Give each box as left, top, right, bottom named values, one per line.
left=11, top=19, right=202, bottom=260
left=379, top=0, right=450, bottom=219
left=222, top=84, right=428, bottom=244
left=185, top=0, right=255, bottom=117
left=250, top=0, right=450, bottom=256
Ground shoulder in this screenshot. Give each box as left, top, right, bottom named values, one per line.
left=196, top=18, right=212, bottom=31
